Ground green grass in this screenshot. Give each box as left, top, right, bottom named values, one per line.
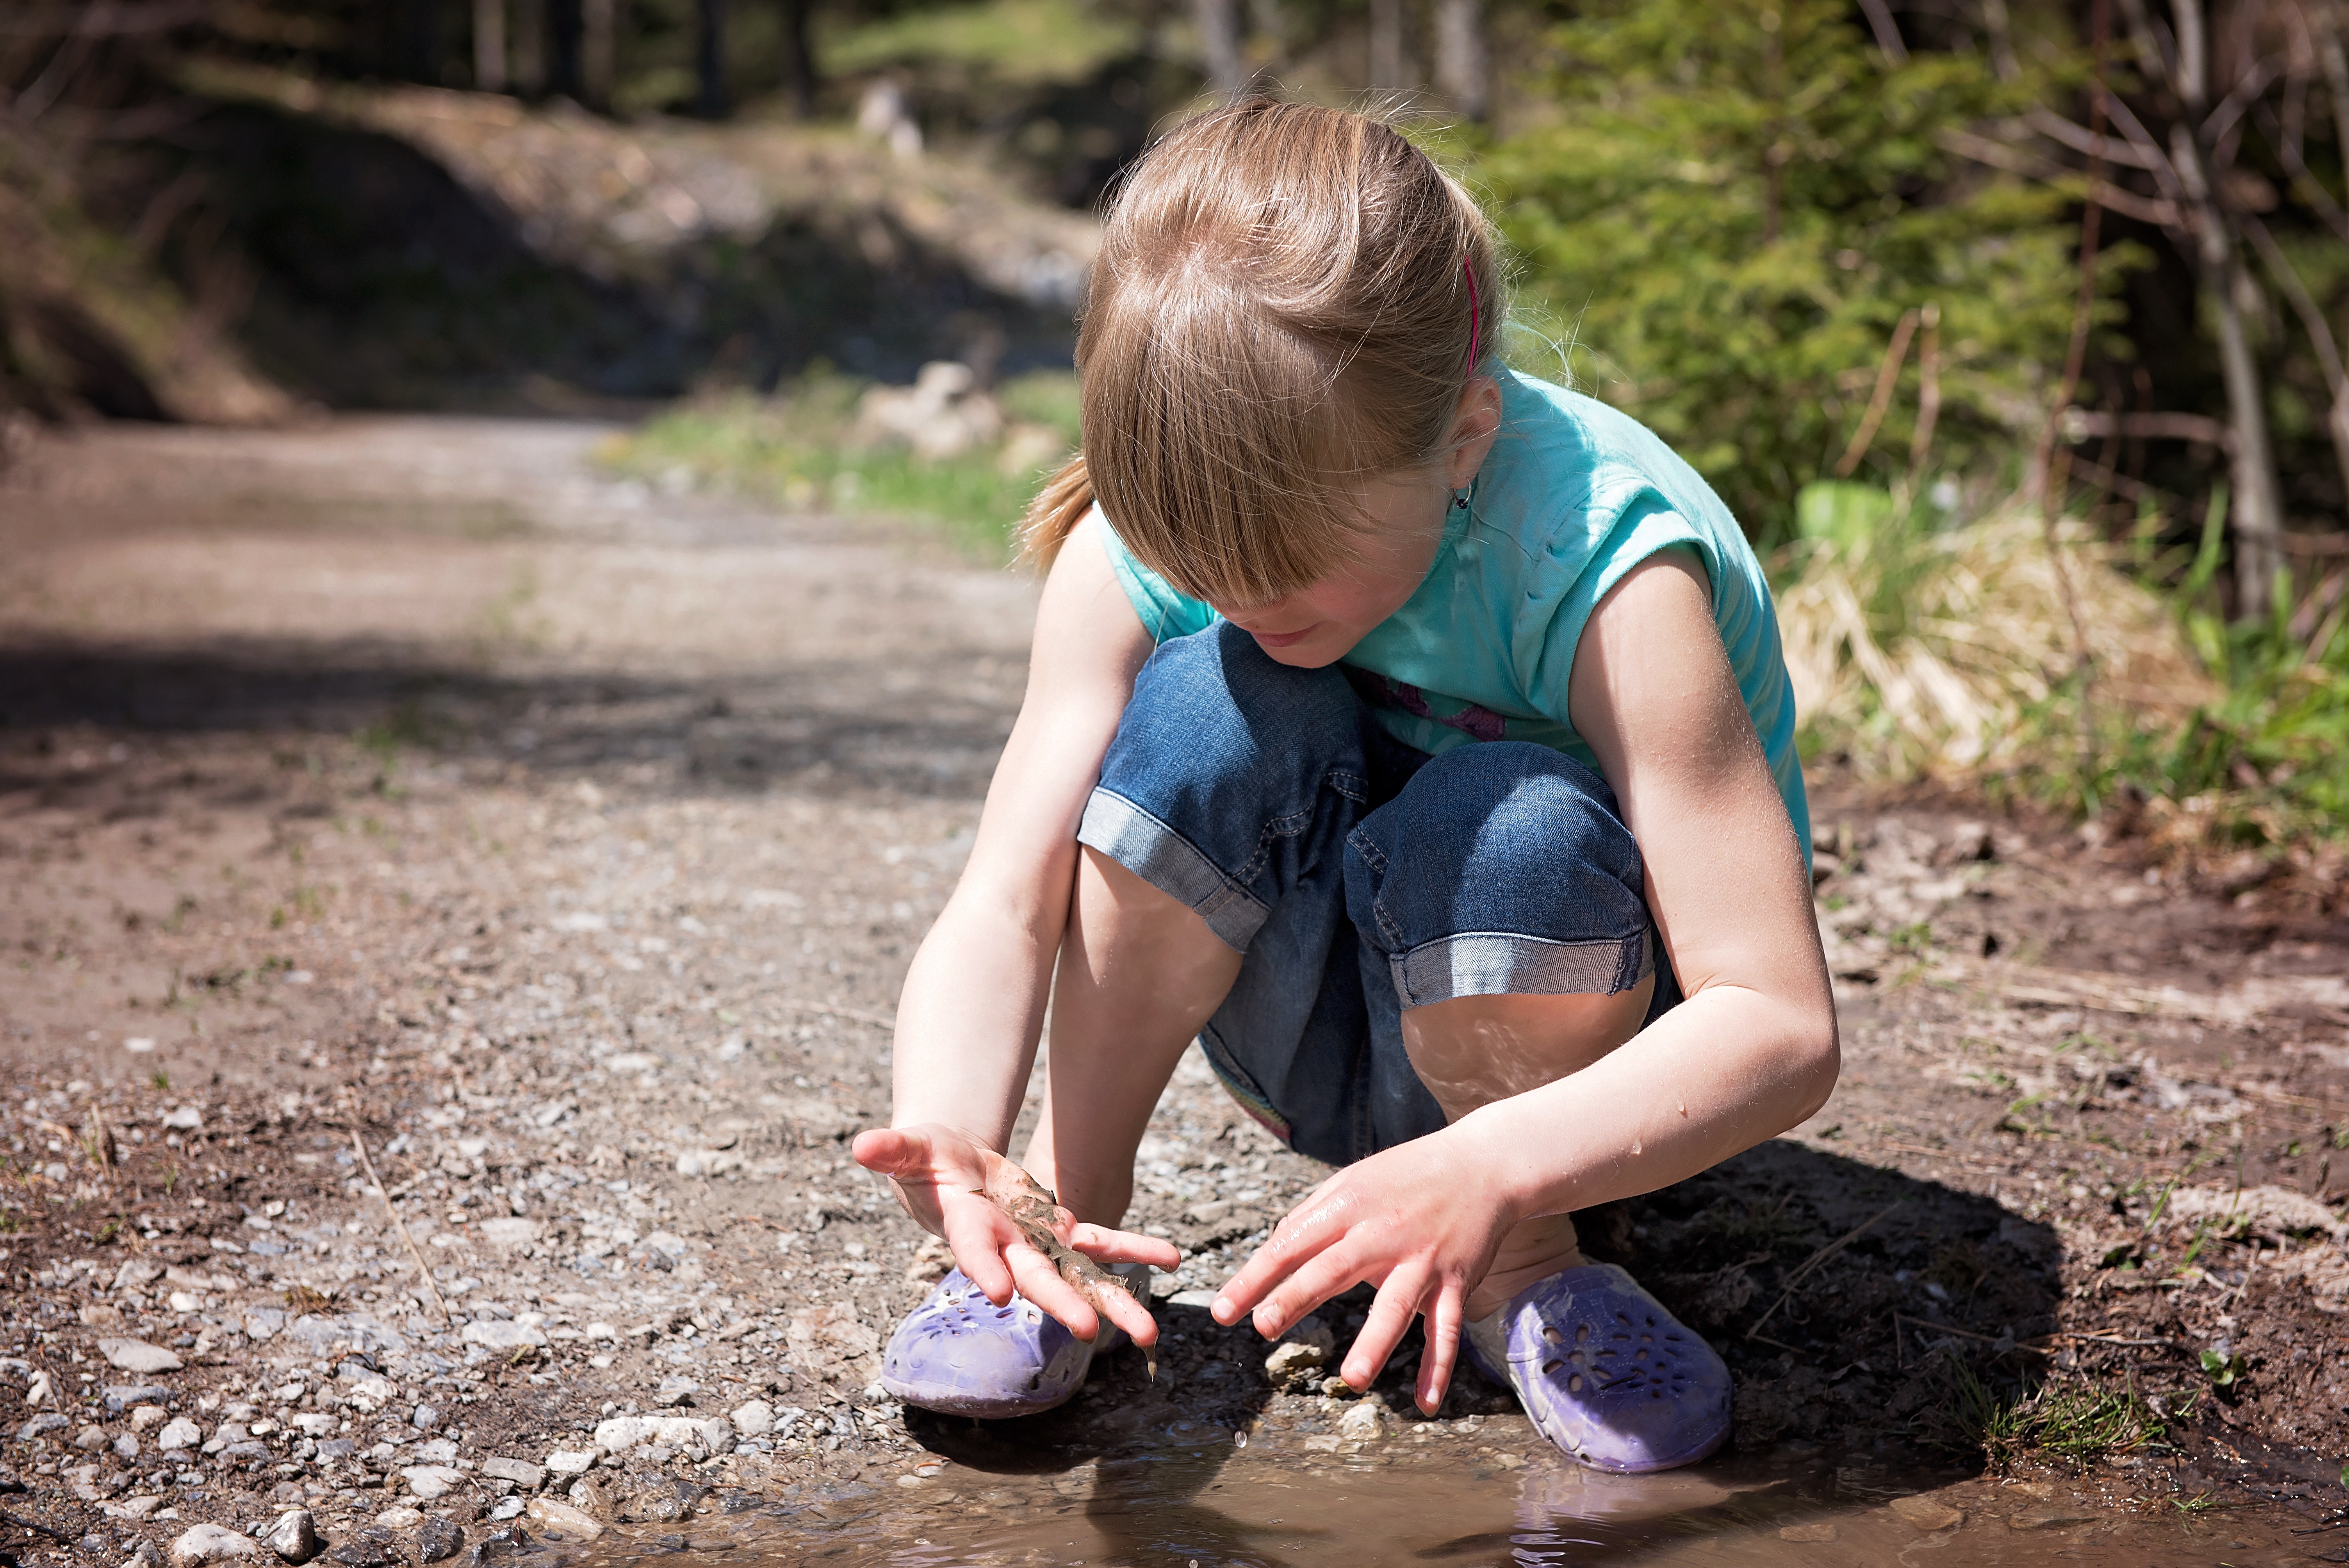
left=1949, top=1360, right=2166, bottom=1467
left=604, top=367, right=1079, bottom=562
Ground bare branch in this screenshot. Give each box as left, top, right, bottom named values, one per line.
left=1934, top=128, right=2184, bottom=226
left=2060, top=409, right=2236, bottom=444
left=2117, top=0, right=2180, bottom=92
left=2094, top=90, right=2194, bottom=203
left=2203, top=54, right=2281, bottom=144
left=2024, top=107, right=2170, bottom=170
left=1857, top=0, right=1909, bottom=64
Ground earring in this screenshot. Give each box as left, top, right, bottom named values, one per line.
left=1453, top=489, right=1471, bottom=510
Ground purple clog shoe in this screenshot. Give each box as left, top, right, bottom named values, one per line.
left=879, top=1265, right=1141, bottom=1419
left=1463, top=1262, right=1731, bottom=1472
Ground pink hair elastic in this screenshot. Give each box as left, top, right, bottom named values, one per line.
left=1464, top=256, right=1481, bottom=370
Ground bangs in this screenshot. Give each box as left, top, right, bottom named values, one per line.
left=1080, top=272, right=1383, bottom=609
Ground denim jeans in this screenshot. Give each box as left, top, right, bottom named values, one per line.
left=1076, top=622, right=1679, bottom=1169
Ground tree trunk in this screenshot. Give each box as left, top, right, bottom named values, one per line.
left=549, top=0, right=580, bottom=99
left=582, top=0, right=615, bottom=110
left=2169, top=0, right=2286, bottom=618
left=1432, top=0, right=1486, bottom=120
left=1194, top=0, right=1245, bottom=98
left=1367, top=0, right=1404, bottom=90
left=474, top=0, right=508, bottom=91
left=697, top=0, right=726, bottom=118
left=780, top=0, right=817, bottom=118
left=511, top=0, right=545, bottom=94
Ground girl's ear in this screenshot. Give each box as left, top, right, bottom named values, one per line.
left=1444, top=375, right=1504, bottom=489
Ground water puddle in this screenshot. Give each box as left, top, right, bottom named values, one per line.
left=559, top=1424, right=2337, bottom=1567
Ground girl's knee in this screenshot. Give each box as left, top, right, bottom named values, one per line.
left=1344, top=743, right=1652, bottom=999
left=1369, top=742, right=1642, bottom=896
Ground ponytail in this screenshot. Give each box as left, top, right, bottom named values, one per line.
left=1017, top=451, right=1095, bottom=572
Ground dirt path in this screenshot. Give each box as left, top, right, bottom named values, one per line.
left=2, top=420, right=2345, bottom=1568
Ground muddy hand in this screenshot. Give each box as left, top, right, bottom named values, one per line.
left=981, top=1165, right=1162, bottom=1379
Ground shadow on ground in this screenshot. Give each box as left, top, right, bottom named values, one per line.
left=0, top=638, right=1018, bottom=803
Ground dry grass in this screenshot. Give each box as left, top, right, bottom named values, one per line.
left=1779, top=507, right=2217, bottom=779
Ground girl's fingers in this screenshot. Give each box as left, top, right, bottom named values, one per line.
left=1090, top=1276, right=1162, bottom=1347
left=1067, top=1224, right=1182, bottom=1271
left=1249, top=1240, right=1372, bottom=1341
left=1005, top=1242, right=1104, bottom=1341
left=1415, top=1281, right=1465, bottom=1415
left=1212, top=1199, right=1349, bottom=1325
left=940, top=1205, right=1019, bottom=1304
left=1342, top=1263, right=1432, bottom=1389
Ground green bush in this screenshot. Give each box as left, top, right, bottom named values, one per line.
left=1482, top=0, right=2135, bottom=545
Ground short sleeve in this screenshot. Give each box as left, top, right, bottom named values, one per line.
left=1091, top=503, right=1221, bottom=645
left=1523, top=490, right=1721, bottom=740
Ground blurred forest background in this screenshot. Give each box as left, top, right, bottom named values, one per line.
left=1, top=0, right=2344, bottom=893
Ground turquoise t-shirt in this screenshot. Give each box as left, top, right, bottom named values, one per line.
left=1094, top=367, right=1811, bottom=864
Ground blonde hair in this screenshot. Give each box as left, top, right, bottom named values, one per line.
left=1019, top=99, right=1502, bottom=606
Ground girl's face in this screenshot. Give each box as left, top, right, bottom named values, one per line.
left=1208, top=378, right=1501, bottom=668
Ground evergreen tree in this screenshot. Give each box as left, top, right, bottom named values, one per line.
left=1484, top=0, right=2126, bottom=543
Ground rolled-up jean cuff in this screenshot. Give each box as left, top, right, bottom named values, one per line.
left=1077, top=788, right=1270, bottom=953
left=1388, top=927, right=1653, bottom=1009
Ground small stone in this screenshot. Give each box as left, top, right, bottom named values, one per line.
left=415, top=1519, right=463, bottom=1564
left=75, top=1425, right=109, bottom=1450
left=478, top=1458, right=542, bottom=1490
left=542, top=1451, right=596, bottom=1477
left=1336, top=1402, right=1384, bottom=1442
left=1778, top=1522, right=1839, bottom=1543
left=653, top=1377, right=698, bottom=1408
left=104, top=1385, right=174, bottom=1415
left=371, top=1511, right=422, bottom=1532
left=113, top=1434, right=141, bottom=1461
left=327, top=1527, right=399, bottom=1568
left=457, top=1321, right=547, bottom=1351
left=2009, top=1504, right=2098, bottom=1531
left=483, top=1498, right=526, bottom=1524
left=726, top=1400, right=775, bottom=1439
left=126, top=1542, right=166, bottom=1568
left=473, top=1219, right=539, bottom=1251
left=169, top=1525, right=261, bottom=1567
left=1263, top=1321, right=1335, bottom=1392
left=590, top=1416, right=652, bottom=1453
left=113, top=1261, right=166, bottom=1292
left=99, top=1340, right=184, bottom=1375
left=1888, top=1496, right=1964, bottom=1531
left=400, top=1466, right=465, bottom=1500
left=157, top=1418, right=203, bottom=1452
left=131, top=1407, right=169, bottom=1433
left=411, top=1406, right=442, bottom=1432
left=520, top=1499, right=602, bottom=1542
left=264, top=1510, right=319, bottom=1564
left=161, top=1107, right=202, bottom=1131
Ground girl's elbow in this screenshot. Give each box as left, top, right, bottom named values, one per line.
left=1790, top=1009, right=1841, bottom=1121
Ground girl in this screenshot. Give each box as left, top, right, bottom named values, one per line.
left=849, top=100, right=1837, bottom=1474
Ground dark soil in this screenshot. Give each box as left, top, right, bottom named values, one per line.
left=2, top=418, right=2344, bottom=1568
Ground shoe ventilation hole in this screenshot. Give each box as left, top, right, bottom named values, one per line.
left=1568, top=1375, right=1584, bottom=1393
left=1542, top=1327, right=1564, bottom=1346
left=1574, top=1324, right=1591, bottom=1346
left=1542, top=1359, right=1563, bottom=1376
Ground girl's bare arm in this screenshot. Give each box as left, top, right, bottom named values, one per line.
left=852, top=515, right=1174, bottom=1340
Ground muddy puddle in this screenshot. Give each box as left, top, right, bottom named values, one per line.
left=552, top=1429, right=2335, bottom=1568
